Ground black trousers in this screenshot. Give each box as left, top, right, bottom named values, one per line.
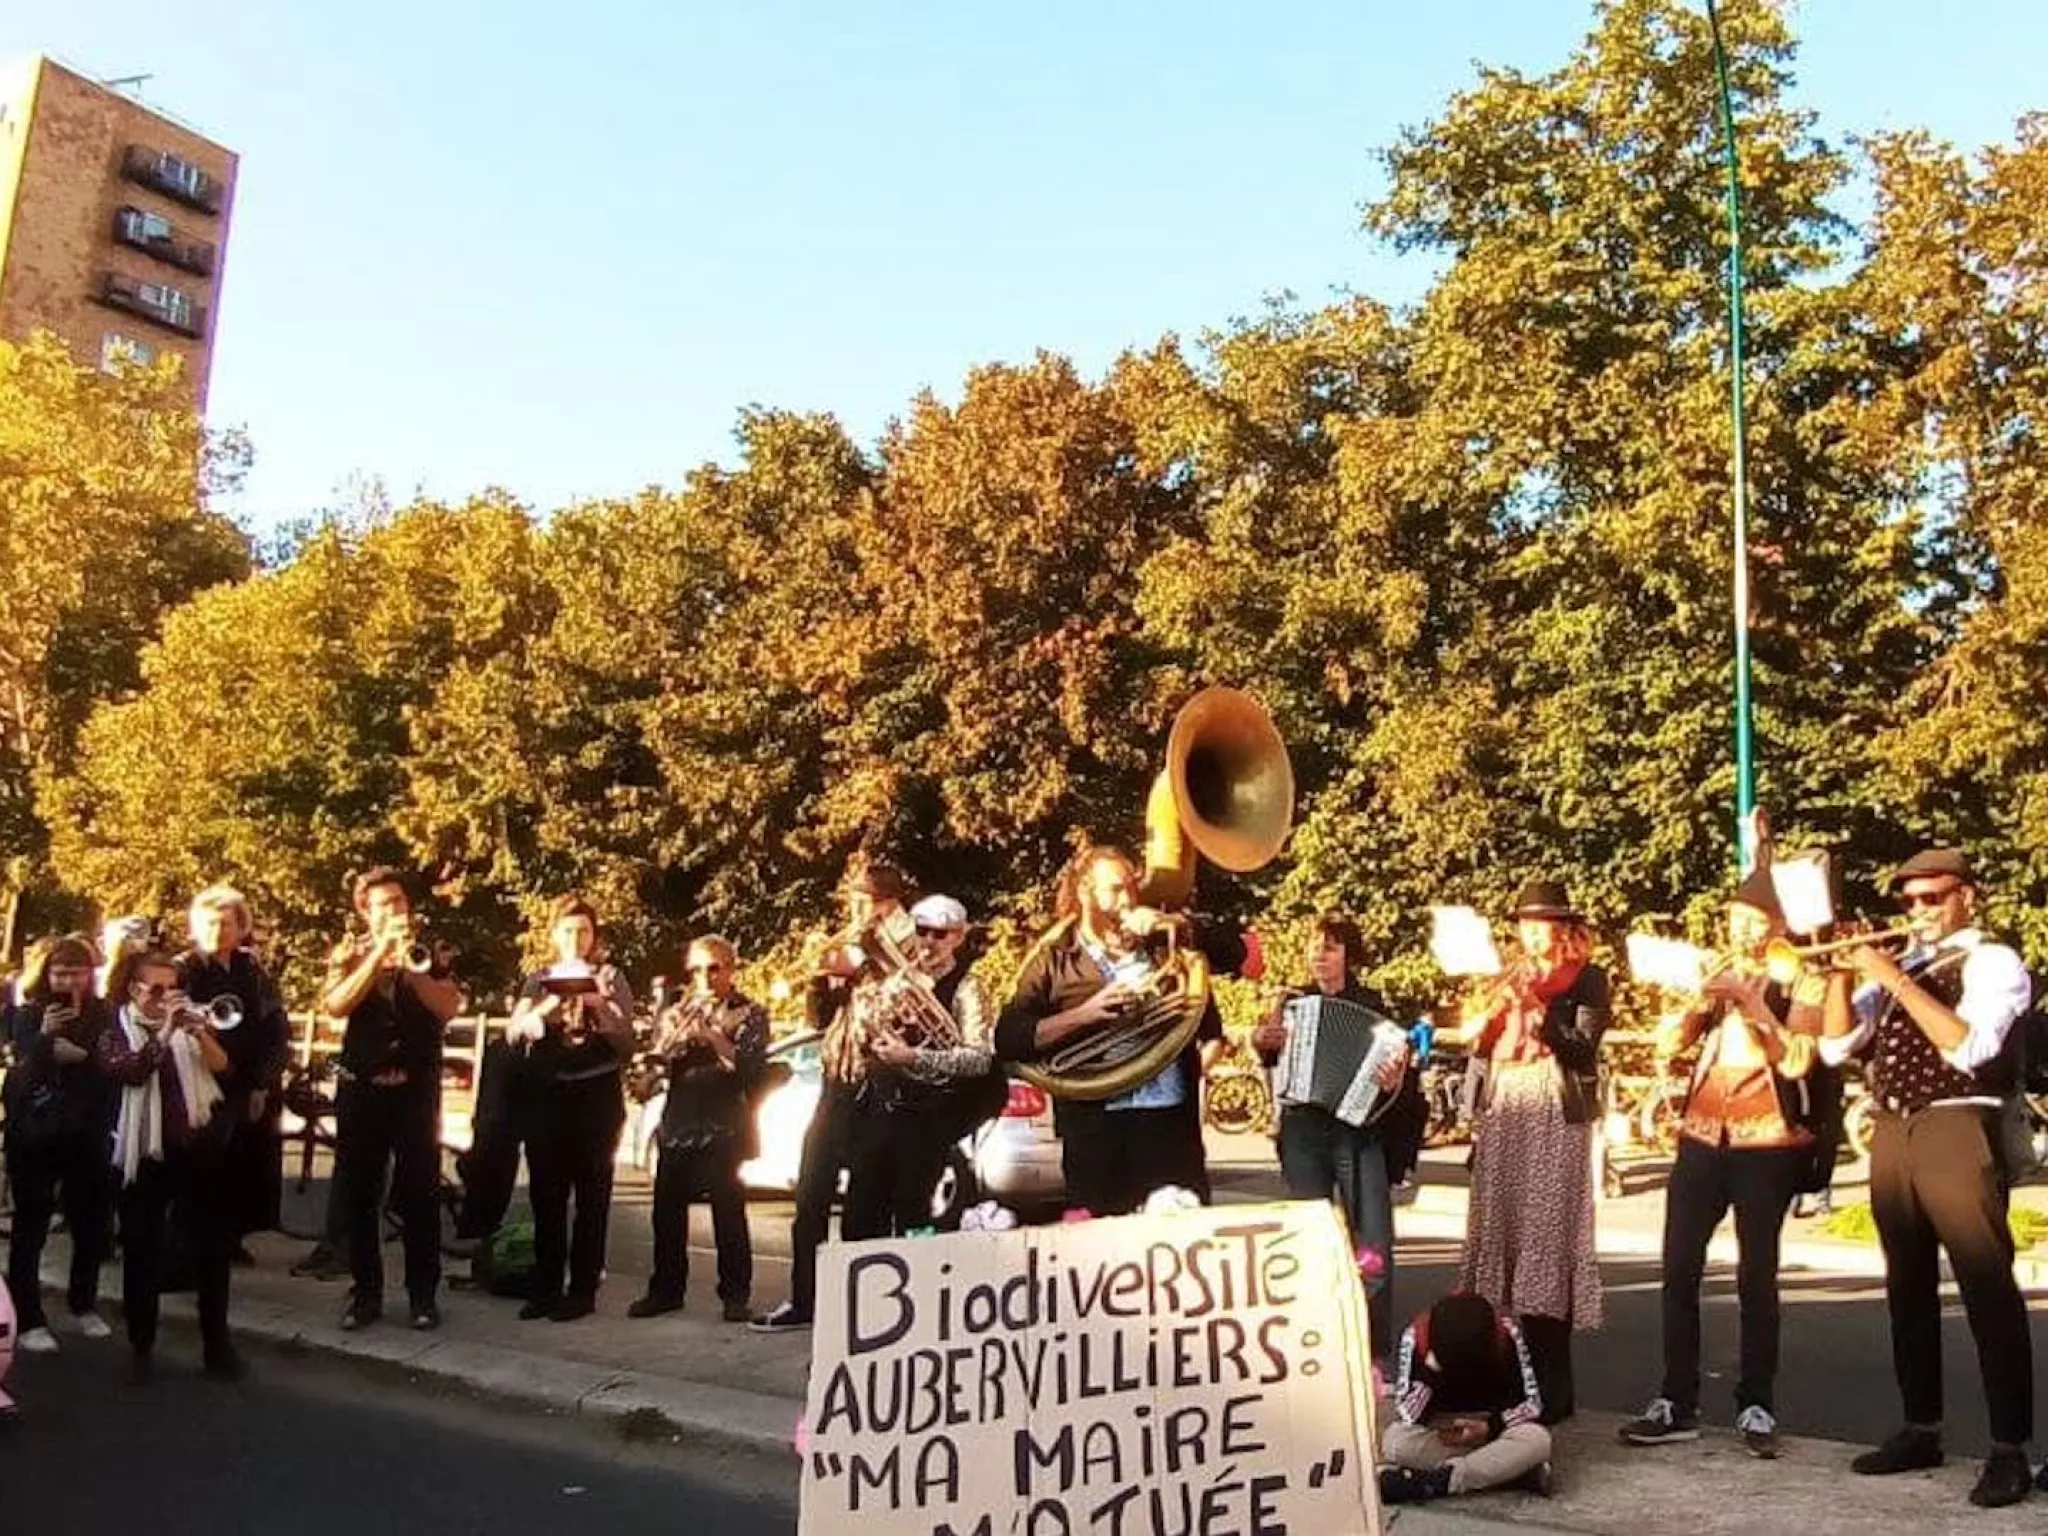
left=843, top=1102, right=955, bottom=1240
left=1869, top=1105, right=2034, bottom=1445
left=5, top=1130, right=114, bottom=1326
left=1060, top=1104, right=1209, bottom=1217
left=788, top=1083, right=860, bottom=1317
left=456, top=1042, right=532, bottom=1240
left=1659, top=1136, right=1806, bottom=1415
left=121, top=1145, right=231, bottom=1360
left=336, top=1078, right=442, bottom=1307
left=1520, top=1313, right=1576, bottom=1426
left=224, top=1098, right=284, bottom=1238
left=525, top=1074, right=625, bottom=1304
left=649, top=1139, right=751, bottom=1304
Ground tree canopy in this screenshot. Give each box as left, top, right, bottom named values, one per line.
left=23, top=0, right=2048, bottom=1003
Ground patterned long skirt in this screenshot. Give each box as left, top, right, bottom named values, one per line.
left=1457, top=1059, right=1604, bottom=1331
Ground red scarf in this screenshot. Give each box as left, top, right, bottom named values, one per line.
left=1488, top=959, right=1584, bottom=1064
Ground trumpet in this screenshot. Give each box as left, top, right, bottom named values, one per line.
left=1773, top=921, right=1917, bottom=965
left=168, top=993, right=243, bottom=1033
left=655, top=992, right=723, bottom=1055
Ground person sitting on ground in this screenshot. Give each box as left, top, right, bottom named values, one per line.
left=1380, top=1291, right=1553, bottom=1505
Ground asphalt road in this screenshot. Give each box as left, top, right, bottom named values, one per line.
left=1393, top=1232, right=2048, bottom=1457
left=0, top=1338, right=798, bottom=1536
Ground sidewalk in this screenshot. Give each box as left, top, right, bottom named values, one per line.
left=29, top=1148, right=2048, bottom=1536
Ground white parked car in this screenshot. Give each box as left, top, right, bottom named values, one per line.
left=634, top=1031, right=1063, bottom=1223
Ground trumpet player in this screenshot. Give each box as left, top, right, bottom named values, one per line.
left=1620, top=865, right=1820, bottom=1461
left=178, top=885, right=292, bottom=1264
left=325, top=868, right=464, bottom=1334
left=1819, top=848, right=2036, bottom=1508
left=754, top=855, right=907, bottom=1334
left=845, top=894, right=1002, bottom=1239
left=95, top=948, right=238, bottom=1382
left=632, top=935, right=767, bottom=1322
left=4, top=934, right=117, bottom=1352
left=994, top=843, right=1261, bottom=1217
left=504, top=895, right=635, bottom=1322
left=1447, top=879, right=1609, bottom=1425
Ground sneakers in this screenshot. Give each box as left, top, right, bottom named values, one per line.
left=1970, top=1447, right=2032, bottom=1509
left=1852, top=1426, right=1944, bottom=1476
left=339, top=1292, right=382, bottom=1332
left=1618, top=1397, right=1699, bottom=1446
left=1378, top=1465, right=1454, bottom=1505
left=17, top=1327, right=58, bottom=1354
left=72, top=1311, right=113, bottom=1341
left=410, top=1301, right=442, bottom=1332
left=1793, top=1191, right=1834, bottom=1220
left=749, top=1301, right=812, bottom=1333
left=1736, top=1404, right=1779, bottom=1460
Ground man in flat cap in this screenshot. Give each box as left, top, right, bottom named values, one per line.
left=1820, top=847, right=2036, bottom=1507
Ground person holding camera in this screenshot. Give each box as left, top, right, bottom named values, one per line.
left=96, top=948, right=239, bottom=1381
left=324, top=867, right=464, bottom=1334
left=630, top=935, right=767, bottom=1323
left=504, top=895, right=635, bottom=1322
left=4, top=934, right=117, bottom=1352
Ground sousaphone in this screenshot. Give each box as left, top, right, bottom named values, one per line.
left=1018, top=687, right=1294, bottom=1103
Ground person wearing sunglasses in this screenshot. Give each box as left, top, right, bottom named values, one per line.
left=95, top=949, right=237, bottom=1382
left=1819, top=847, right=2036, bottom=1508
left=843, top=895, right=1003, bottom=1239
left=631, top=935, right=767, bottom=1323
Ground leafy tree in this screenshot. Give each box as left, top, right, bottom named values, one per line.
left=0, top=332, right=251, bottom=950
left=1856, top=118, right=2048, bottom=957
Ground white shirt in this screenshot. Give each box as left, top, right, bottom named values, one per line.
left=1819, top=928, right=2033, bottom=1081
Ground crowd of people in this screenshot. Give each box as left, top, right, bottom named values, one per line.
left=1, top=832, right=2042, bottom=1521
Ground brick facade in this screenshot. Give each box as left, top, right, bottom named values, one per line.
left=0, top=56, right=237, bottom=408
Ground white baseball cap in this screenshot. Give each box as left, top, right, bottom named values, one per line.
left=910, top=894, right=968, bottom=932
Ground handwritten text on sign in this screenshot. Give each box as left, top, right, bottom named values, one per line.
left=799, top=1201, right=1382, bottom=1536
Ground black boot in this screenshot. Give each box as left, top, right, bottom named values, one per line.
left=1518, top=1313, right=1576, bottom=1425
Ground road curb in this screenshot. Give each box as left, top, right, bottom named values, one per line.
left=37, top=1256, right=801, bottom=1461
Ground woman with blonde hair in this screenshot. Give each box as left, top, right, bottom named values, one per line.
left=177, top=884, right=292, bottom=1262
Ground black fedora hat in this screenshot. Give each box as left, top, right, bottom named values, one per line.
left=1510, top=878, right=1580, bottom=921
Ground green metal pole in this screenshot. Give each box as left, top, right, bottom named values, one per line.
left=1705, top=0, right=1757, bottom=873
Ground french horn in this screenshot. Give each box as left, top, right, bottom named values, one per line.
left=1016, top=686, right=1293, bottom=1103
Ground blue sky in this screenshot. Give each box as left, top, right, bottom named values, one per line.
left=9, top=2, right=2043, bottom=527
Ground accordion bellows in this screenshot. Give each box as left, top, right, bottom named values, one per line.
left=1275, top=994, right=1409, bottom=1127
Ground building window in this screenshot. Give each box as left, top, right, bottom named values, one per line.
left=136, top=281, right=192, bottom=329
left=100, top=333, right=158, bottom=371
left=119, top=207, right=174, bottom=244
left=122, top=146, right=222, bottom=215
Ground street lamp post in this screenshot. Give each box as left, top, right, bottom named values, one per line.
left=1704, top=0, right=1757, bottom=873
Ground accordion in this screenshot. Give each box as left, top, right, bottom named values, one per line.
left=1274, top=994, right=1409, bottom=1127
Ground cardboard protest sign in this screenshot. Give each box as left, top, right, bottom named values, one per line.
left=799, top=1200, right=1384, bottom=1536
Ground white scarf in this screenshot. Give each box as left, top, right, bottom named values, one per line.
left=113, top=1006, right=223, bottom=1187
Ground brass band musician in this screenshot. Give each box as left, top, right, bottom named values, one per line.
left=632, top=935, right=767, bottom=1322
left=324, top=867, right=464, bottom=1335
left=994, top=843, right=1261, bottom=1216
